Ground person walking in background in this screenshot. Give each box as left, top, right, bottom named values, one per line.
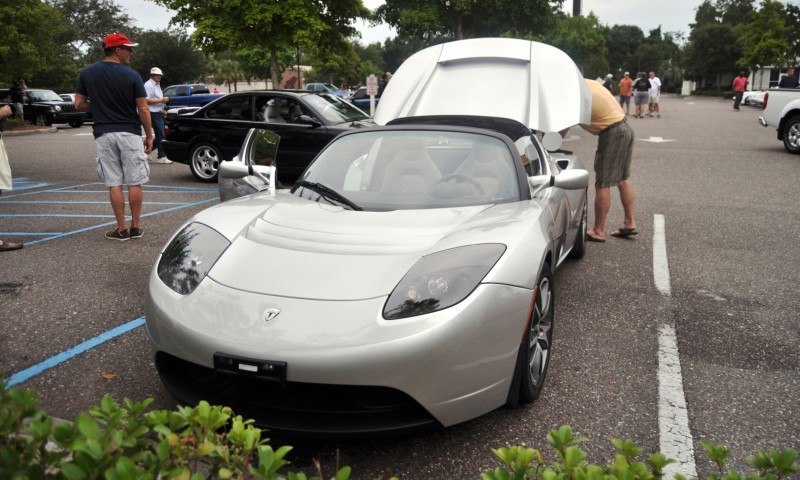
left=74, top=32, right=154, bottom=241
left=632, top=72, right=651, bottom=118
left=778, top=67, right=798, bottom=88
left=732, top=71, right=749, bottom=111
left=579, top=79, right=637, bottom=243
left=602, top=73, right=614, bottom=93
left=647, top=71, right=662, bottom=118
left=618, top=71, right=633, bottom=116
left=0, top=104, right=23, bottom=251
left=144, top=67, right=172, bottom=164
left=8, top=80, right=25, bottom=121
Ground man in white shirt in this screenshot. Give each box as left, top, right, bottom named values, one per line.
left=647, top=71, right=662, bottom=118
left=144, top=67, right=172, bottom=163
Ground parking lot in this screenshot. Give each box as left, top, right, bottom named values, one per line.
left=1, top=96, right=798, bottom=478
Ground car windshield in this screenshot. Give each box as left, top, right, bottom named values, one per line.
left=304, top=94, right=369, bottom=123
left=296, top=130, right=520, bottom=211
left=29, top=90, right=64, bottom=102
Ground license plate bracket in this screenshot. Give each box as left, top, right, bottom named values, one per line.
left=214, top=352, right=287, bottom=386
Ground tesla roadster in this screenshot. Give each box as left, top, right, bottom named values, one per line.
left=145, top=38, right=592, bottom=437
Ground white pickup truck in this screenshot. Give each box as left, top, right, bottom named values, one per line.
left=758, top=88, right=800, bottom=154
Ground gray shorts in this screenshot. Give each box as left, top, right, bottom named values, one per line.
left=595, top=119, right=634, bottom=188
left=634, top=91, right=649, bottom=105
left=95, top=132, right=149, bottom=187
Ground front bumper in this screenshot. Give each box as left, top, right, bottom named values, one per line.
left=145, top=270, right=533, bottom=436
left=53, top=111, right=86, bottom=124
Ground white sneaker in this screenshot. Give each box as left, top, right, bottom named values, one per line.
left=156, top=157, right=173, bottom=164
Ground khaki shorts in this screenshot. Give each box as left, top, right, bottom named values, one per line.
left=95, top=132, right=149, bottom=187
left=594, top=119, right=634, bottom=188
left=649, top=94, right=659, bottom=105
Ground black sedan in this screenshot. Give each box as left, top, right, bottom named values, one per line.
left=162, top=90, right=374, bottom=183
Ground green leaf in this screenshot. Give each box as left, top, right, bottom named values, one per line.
left=336, top=466, right=352, bottom=480
left=61, top=463, right=88, bottom=480
left=76, top=414, right=101, bottom=439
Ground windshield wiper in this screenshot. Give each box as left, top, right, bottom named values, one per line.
left=291, top=181, right=363, bottom=211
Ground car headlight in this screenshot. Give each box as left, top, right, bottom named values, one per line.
left=383, top=244, right=506, bottom=320
left=54, top=106, right=62, bottom=112
left=157, top=223, right=230, bottom=295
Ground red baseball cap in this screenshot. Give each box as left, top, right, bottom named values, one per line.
left=102, top=33, right=139, bottom=49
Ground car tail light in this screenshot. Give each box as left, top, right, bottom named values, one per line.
left=763, top=92, right=768, bottom=110
left=164, top=124, right=170, bottom=137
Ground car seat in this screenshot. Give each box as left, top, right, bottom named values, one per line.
left=380, top=138, right=441, bottom=196
left=266, top=99, right=286, bottom=123
left=452, top=141, right=516, bottom=198
left=288, top=104, right=303, bottom=123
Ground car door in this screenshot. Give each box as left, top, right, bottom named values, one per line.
left=192, top=94, right=254, bottom=160
left=219, top=128, right=282, bottom=202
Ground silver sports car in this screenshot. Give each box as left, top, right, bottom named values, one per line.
left=145, top=38, right=592, bottom=437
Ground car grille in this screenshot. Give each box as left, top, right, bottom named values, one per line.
left=155, top=352, right=440, bottom=438
left=59, top=104, right=76, bottom=112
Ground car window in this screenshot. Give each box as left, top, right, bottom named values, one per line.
left=191, top=85, right=210, bottom=94
left=28, top=90, right=64, bottom=102
left=253, top=96, right=305, bottom=123
left=163, top=87, right=177, bottom=97
left=304, top=94, right=369, bottom=123
left=298, top=130, right=520, bottom=211
left=352, top=88, right=367, bottom=100
left=514, top=136, right=547, bottom=177
left=205, top=95, right=252, bottom=120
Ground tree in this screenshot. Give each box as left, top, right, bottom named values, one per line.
left=129, top=30, right=207, bottom=85
left=684, top=1, right=741, bottom=88
left=47, top=0, right=135, bottom=61
left=736, top=0, right=791, bottom=72
left=207, top=51, right=246, bottom=92
left=156, top=0, right=370, bottom=88
left=535, top=13, right=609, bottom=78
left=786, top=3, right=800, bottom=65
left=376, top=0, right=561, bottom=42
left=604, top=25, right=646, bottom=76
left=0, top=0, right=78, bottom=90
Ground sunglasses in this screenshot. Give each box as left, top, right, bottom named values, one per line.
left=118, top=47, right=133, bottom=53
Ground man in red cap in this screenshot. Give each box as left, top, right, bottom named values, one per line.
left=74, top=33, right=154, bottom=241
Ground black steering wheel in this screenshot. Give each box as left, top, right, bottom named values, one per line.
left=435, top=174, right=485, bottom=195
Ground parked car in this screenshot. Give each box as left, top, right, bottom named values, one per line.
left=348, top=86, right=380, bottom=113
left=163, top=84, right=225, bottom=110
left=59, top=93, right=92, bottom=122
left=736, top=90, right=766, bottom=107
left=304, top=82, right=349, bottom=98
left=146, top=38, right=591, bottom=437
left=162, top=90, right=374, bottom=182
left=0, top=88, right=86, bottom=127
left=758, top=88, right=800, bottom=154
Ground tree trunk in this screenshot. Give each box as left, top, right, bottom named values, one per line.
left=270, top=44, right=280, bottom=91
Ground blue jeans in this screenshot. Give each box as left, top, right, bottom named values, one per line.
left=150, top=112, right=166, bottom=158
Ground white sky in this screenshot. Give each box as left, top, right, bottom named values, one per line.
left=116, top=0, right=799, bottom=45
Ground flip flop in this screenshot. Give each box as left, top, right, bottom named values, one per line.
left=611, top=228, right=638, bottom=238
left=585, top=232, right=606, bottom=243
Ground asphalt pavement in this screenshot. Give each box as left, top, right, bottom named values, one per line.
left=0, top=97, right=797, bottom=478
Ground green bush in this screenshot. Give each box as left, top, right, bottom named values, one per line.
left=3, top=118, right=29, bottom=130
left=482, top=425, right=797, bottom=480
left=2, top=378, right=796, bottom=480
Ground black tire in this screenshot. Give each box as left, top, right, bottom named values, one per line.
left=34, top=114, right=50, bottom=126
left=69, top=121, right=83, bottom=128
left=567, top=192, right=587, bottom=260
left=782, top=115, right=800, bottom=154
left=517, top=262, right=554, bottom=404
left=189, top=142, right=223, bottom=182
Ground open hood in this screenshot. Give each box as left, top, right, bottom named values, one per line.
left=373, top=38, right=591, bottom=133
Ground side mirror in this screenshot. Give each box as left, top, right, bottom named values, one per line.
left=298, top=114, right=320, bottom=127
left=529, top=169, right=589, bottom=197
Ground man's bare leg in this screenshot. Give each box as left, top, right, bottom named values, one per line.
left=109, top=186, right=127, bottom=231
left=128, top=185, right=143, bottom=229
left=588, top=186, right=611, bottom=239
left=618, top=179, right=636, bottom=230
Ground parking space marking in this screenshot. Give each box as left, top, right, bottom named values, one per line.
left=0, top=180, right=218, bottom=246
left=654, top=214, right=697, bottom=479
left=6, top=317, right=146, bottom=388
left=10, top=177, right=54, bottom=191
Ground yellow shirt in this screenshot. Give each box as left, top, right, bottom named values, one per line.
left=579, top=79, right=625, bottom=135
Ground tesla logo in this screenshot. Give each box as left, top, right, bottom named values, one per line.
left=264, top=308, right=281, bottom=321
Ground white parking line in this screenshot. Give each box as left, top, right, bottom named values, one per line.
left=653, top=214, right=697, bottom=479
left=653, top=214, right=671, bottom=296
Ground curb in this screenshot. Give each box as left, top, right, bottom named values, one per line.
left=2, top=127, right=58, bottom=137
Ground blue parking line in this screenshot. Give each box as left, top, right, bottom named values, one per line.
left=0, top=182, right=100, bottom=199
left=0, top=214, right=117, bottom=218
left=11, top=178, right=54, bottom=191
left=21, top=197, right=219, bottom=246
left=0, top=200, right=192, bottom=205
left=39, top=190, right=215, bottom=194
left=6, top=317, right=146, bottom=388
left=1, top=232, right=64, bottom=236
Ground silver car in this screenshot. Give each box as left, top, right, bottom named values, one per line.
left=145, top=38, right=592, bottom=437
